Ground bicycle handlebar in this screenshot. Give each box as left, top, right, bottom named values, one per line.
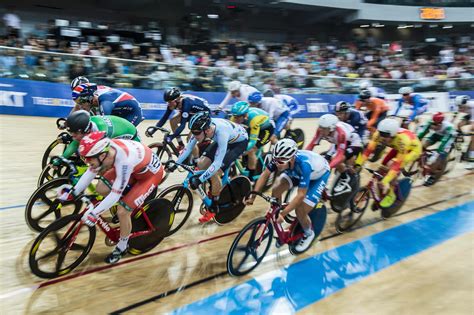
left=56, top=118, right=67, bottom=130
left=365, top=168, right=384, bottom=180
left=248, top=191, right=280, bottom=206
left=55, top=156, right=78, bottom=176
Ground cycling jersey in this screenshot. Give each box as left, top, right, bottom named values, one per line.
left=258, top=97, right=290, bottom=121
left=231, top=107, right=273, bottom=151
left=275, top=94, right=300, bottom=115
left=219, top=84, right=259, bottom=109
left=73, top=139, right=163, bottom=213
left=177, top=118, right=248, bottom=182
left=354, top=97, right=389, bottom=130
left=343, top=108, right=368, bottom=138
left=62, top=115, right=140, bottom=159
left=368, top=86, right=386, bottom=100
left=357, top=129, right=422, bottom=186
left=155, top=94, right=211, bottom=140
left=306, top=122, right=363, bottom=168
left=418, top=120, right=456, bottom=154
left=95, top=86, right=143, bottom=126
left=395, top=93, right=429, bottom=122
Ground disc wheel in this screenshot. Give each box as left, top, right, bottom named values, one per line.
left=214, top=176, right=251, bottom=225
left=227, top=217, right=273, bottom=277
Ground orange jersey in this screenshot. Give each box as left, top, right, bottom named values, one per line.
left=354, top=97, right=390, bottom=129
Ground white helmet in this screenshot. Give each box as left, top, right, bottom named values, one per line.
left=228, top=80, right=242, bottom=92
left=377, top=118, right=400, bottom=137
left=455, top=95, right=470, bottom=106
left=359, top=80, right=372, bottom=90
left=272, top=138, right=298, bottom=160
left=319, top=114, right=339, bottom=131
left=399, top=87, right=413, bottom=95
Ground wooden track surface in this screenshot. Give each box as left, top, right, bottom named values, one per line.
left=0, top=115, right=472, bottom=314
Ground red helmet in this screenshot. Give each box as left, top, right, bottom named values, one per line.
left=432, top=112, right=444, bottom=124
left=79, top=131, right=110, bottom=157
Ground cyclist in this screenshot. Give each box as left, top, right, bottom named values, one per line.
left=72, top=83, right=144, bottom=126
left=248, top=92, right=291, bottom=143
left=417, top=112, right=457, bottom=186
left=145, top=87, right=211, bottom=151
left=354, top=89, right=389, bottom=133
left=356, top=118, right=422, bottom=208
left=59, top=131, right=164, bottom=264
left=306, top=114, right=363, bottom=191
left=334, top=101, right=367, bottom=140
left=454, top=95, right=473, bottom=169
left=394, top=87, right=429, bottom=127
left=51, top=110, right=140, bottom=167
left=359, top=80, right=386, bottom=100
left=247, top=138, right=330, bottom=251
left=230, top=101, right=274, bottom=181
left=218, top=80, right=259, bottom=110
left=167, top=111, right=248, bottom=223
left=70, top=76, right=89, bottom=90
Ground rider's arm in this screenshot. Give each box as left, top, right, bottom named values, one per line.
left=247, top=116, right=264, bottom=151
left=170, top=107, right=190, bottom=140
left=354, top=100, right=362, bottom=110
left=354, top=111, right=367, bottom=136
left=329, top=128, right=347, bottom=168
left=62, top=140, right=79, bottom=159
left=394, top=99, right=403, bottom=117
left=72, top=168, right=97, bottom=195
left=176, top=137, right=197, bottom=164
left=367, top=99, right=381, bottom=129
left=305, top=129, right=321, bottom=151
left=155, top=107, right=172, bottom=128
left=198, top=132, right=229, bottom=182
left=253, top=168, right=271, bottom=193
left=218, top=92, right=232, bottom=110
left=408, top=95, right=422, bottom=121
left=356, top=133, right=378, bottom=165
left=100, top=100, right=114, bottom=116
left=417, top=123, right=431, bottom=140
left=438, top=126, right=455, bottom=153
left=93, top=163, right=133, bottom=215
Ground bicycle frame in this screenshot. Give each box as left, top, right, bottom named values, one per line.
left=234, top=147, right=266, bottom=177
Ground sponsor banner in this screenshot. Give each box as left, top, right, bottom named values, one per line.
left=0, top=78, right=469, bottom=119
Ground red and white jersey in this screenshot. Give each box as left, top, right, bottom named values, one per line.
left=73, top=140, right=161, bottom=214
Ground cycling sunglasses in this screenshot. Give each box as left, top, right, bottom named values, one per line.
left=191, top=130, right=203, bottom=136
left=273, top=157, right=291, bottom=165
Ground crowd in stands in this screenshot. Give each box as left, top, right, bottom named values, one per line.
left=0, top=14, right=473, bottom=93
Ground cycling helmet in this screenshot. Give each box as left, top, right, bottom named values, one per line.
left=163, top=87, right=181, bottom=102
left=231, top=101, right=250, bottom=116
left=70, top=76, right=89, bottom=90
left=319, top=114, right=339, bottom=131
left=399, top=86, right=413, bottom=95
left=335, top=101, right=350, bottom=112
left=248, top=91, right=263, bottom=103
left=66, top=110, right=91, bottom=133
left=228, top=80, right=242, bottom=92
left=377, top=118, right=400, bottom=137
left=455, top=95, right=470, bottom=106
left=189, top=111, right=211, bottom=131
left=432, top=112, right=444, bottom=124
left=359, top=89, right=371, bottom=100
left=79, top=131, right=110, bottom=157
left=359, top=80, right=372, bottom=90
left=72, top=83, right=97, bottom=102
left=272, top=138, right=298, bottom=161
left=263, top=89, right=275, bottom=97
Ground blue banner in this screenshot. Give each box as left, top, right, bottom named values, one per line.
left=0, top=78, right=471, bottom=119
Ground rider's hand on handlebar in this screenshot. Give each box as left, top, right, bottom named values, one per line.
left=165, top=160, right=178, bottom=173
left=145, top=126, right=156, bottom=138
left=51, top=157, right=62, bottom=168
left=81, top=205, right=98, bottom=227
left=188, top=175, right=201, bottom=190
left=245, top=195, right=256, bottom=206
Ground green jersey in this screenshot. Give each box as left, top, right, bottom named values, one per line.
left=62, top=115, right=140, bottom=159
left=417, top=120, right=456, bottom=153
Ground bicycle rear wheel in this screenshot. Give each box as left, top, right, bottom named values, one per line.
left=288, top=203, right=327, bottom=255
left=41, top=136, right=71, bottom=169
left=214, top=176, right=251, bottom=225
left=285, top=128, right=305, bottom=149
left=227, top=217, right=273, bottom=277
left=128, top=198, right=174, bottom=254
left=29, top=214, right=96, bottom=279
left=156, top=185, right=193, bottom=236
left=25, top=178, right=83, bottom=233
left=335, top=187, right=369, bottom=233
left=37, top=163, right=72, bottom=187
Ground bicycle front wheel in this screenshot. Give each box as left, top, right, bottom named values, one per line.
left=156, top=185, right=193, bottom=236
left=29, top=214, right=96, bottom=279
left=227, top=217, right=273, bottom=277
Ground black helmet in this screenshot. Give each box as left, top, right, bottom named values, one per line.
left=359, top=89, right=371, bottom=100
left=189, top=111, right=211, bottom=131
left=66, top=110, right=92, bottom=133
left=335, top=101, right=350, bottom=112
left=163, top=87, right=181, bottom=102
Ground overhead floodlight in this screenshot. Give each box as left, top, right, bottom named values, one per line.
left=425, top=38, right=436, bottom=42
left=375, top=24, right=385, bottom=27
left=443, top=25, right=453, bottom=29
left=360, top=24, right=370, bottom=28
left=429, top=24, right=438, bottom=28
left=207, top=14, right=219, bottom=19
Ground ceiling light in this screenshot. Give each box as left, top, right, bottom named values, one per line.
left=443, top=25, right=453, bottom=29
left=207, top=14, right=219, bottom=19
left=360, top=24, right=370, bottom=28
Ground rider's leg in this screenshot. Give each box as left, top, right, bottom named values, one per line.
left=247, top=147, right=258, bottom=179
left=170, top=113, right=185, bottom=147
left=116, top=205, right=131, bottom=251
left=272, top=174, right=291, bottom=203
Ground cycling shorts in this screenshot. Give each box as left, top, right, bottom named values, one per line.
left=256, top=123, right=274, bottom=148
left=281, top=170, right=330, bottom=208
left=202, top=140, right=248, bottom=171
left=274, top=111, right=291, bottom=136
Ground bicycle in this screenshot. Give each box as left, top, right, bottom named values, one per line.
left=232, top=148, right=275, bottom=190
left=334, top=168, right=412, bottom=233
left=29, top=196, right=174, bottom=279
left=41, top=118, right=73, bottom=170
left=26, top=158, right=156, bottom=233
left=226, top=191, right=327, bottom=277
left=157, top=161, right=251, bottom=235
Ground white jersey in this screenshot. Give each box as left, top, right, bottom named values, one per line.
left=218, top=84, right=259, bottom=109
left=275, top=94, right=299, bottom=114
left=259, top=97, right=289, bottom=120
